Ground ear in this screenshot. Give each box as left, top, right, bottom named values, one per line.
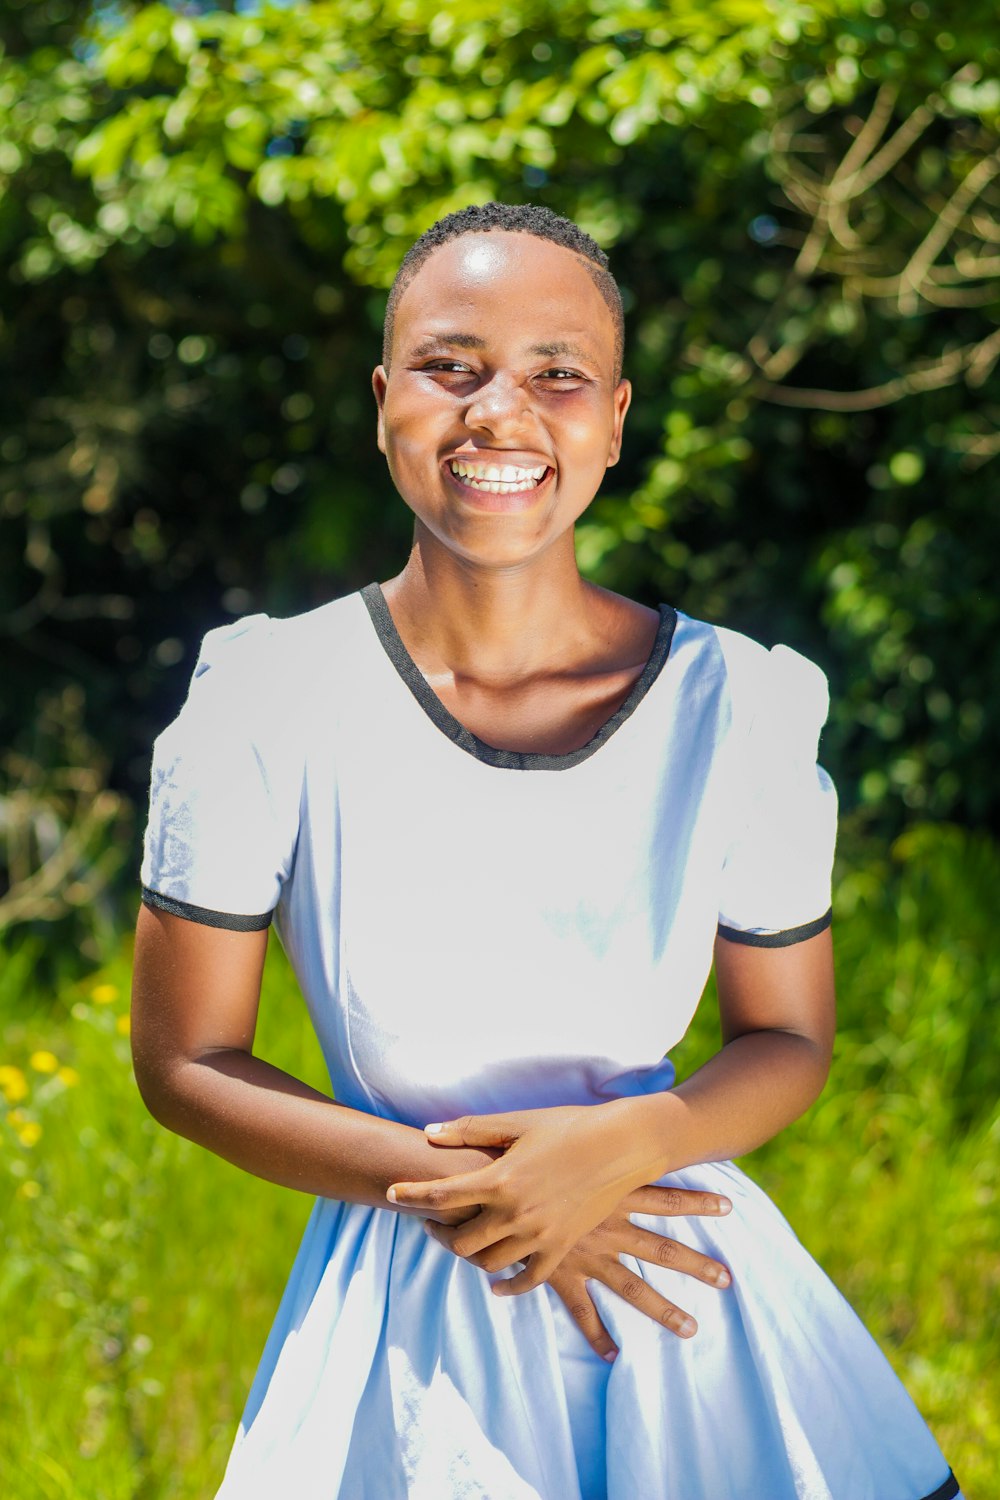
left=606, top=378, right=632, bottom=467
left=372, top=365, right=388, bottom=454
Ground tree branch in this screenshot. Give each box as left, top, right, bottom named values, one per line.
left=897, top=150, right=1000, bottom=314
left=746, top=326, right=1000, bottom=410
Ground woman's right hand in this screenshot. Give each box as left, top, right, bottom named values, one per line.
left=542, top=1184, right=732, bottom=1361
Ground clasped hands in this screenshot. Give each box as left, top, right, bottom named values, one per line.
left=387, top=1101, right=731, bottom=1362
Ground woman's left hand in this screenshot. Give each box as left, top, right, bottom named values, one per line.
left=386, top=1103, right=653, bottom=1295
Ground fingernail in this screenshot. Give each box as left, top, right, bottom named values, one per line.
left=602, top=1350, right=618, bottom=1363
left=680, top=1318, right=697, bottom=1337
left=425, top=1123, right=443, bottom=1135
left=717, top=1199, right=732, bottom=1215
left=715, top=1270, right=730, bottom=1287
left=386, top=1188, right=397, bottom=1203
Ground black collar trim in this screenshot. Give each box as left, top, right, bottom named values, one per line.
left=360, top=583, right=677, bottom=772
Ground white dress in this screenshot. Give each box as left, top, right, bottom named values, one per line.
left=140, top=584, right=961, bottom=1500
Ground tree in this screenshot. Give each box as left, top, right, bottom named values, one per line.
left=2, top=0, right=999, bottom=942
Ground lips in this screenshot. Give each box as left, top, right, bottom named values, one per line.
left=443, top=455, right=554, bottom=512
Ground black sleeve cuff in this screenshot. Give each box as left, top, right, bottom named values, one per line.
left=717, top=907, right=832, bottom=948
left=141, top=886, right=273, bottom=932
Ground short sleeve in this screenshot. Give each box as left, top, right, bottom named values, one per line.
left=139, top=615, right=300, bottom=930
left=717, top=642, right=838, bottom=947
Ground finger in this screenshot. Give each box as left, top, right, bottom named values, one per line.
left=387, top=1169, right=497, bottom=1211
left=607, top=1263, right=698, bottom=1338
left=548, top=1271, right=618, bottom=1363
left=424, top=1214, right=506, bottom=1263
left=492, top=1252, right=558, bottom=1298
left=425, top=1223, right=526, bottom=1273
left=625, top=1185, right=732, bottom=1218
left=624, top=1227, right=730, bottom=1287
left=469, top=1241, right=528, bottom=1274
left=424, top=1113, right=523, bottom=1149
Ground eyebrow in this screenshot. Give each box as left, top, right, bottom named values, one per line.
left=528, top=340, right=595, bottom=362
left=407, top=333, right=599, bottom=364
left=408, top=333, right=486, bottom=359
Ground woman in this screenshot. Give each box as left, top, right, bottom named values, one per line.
left=132, top=202, right=960, bottom=1499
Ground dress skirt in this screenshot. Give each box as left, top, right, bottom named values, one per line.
left=214, top=1160, right=961, bottom=1500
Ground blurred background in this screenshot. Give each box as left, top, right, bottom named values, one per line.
left=1, top=1, right=997, bottom=1495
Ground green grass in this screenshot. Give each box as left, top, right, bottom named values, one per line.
left=2, top=822, right=997, bottom=1498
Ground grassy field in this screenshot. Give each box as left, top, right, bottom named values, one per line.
left=2, top=822, right=997, bottom=1498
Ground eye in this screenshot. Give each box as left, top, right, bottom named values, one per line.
left=421, top=359, right=474, bottom=374
left=538, top=367, right=586, bottom=383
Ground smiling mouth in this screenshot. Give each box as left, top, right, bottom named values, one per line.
left=447, top=458, right=550, bottom=495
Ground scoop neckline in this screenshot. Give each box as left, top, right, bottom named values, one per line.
left=359, top=582, right=678, bottom=772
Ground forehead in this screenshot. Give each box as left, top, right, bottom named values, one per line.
left=394, top=231, right=616, bottom=356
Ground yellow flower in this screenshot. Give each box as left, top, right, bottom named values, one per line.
left=0, top=1066, right=28, bottom=1103
left=17, top=1180, right=41, bottom=1200
left=17, top=1122, right=42, bottom=1147
left=57, top=1066, right=80, bottom=1087
left=29, top=1050, right=59, bottom=1074
left=8, top=1109, right=26, bottom=1126
left=115, top=1014, right=131, bottom=1037
left=91, top=983, right=118, bottom=1005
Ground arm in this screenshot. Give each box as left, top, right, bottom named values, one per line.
left=132, top=902, right=734, bottom=1357
left=622, top=924, right=836, bottom=1181
left=389, top=925, right=835, bottom=1289
left=130, top=904, right=499, bottom=1222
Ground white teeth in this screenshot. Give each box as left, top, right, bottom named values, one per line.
left=449, top=459, right=548, bottom=488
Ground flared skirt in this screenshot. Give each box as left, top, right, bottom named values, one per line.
left=215, top=1160, right=960, bottom=1500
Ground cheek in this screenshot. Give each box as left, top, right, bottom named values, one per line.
left=556, top=407, right=616, bottom=471
left=380, top=418, right=419, bottom=477
left=383, top=395, right=442, bottom=465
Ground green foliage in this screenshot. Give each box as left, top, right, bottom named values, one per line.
left=0, top=686, right=131, bottom=967
left=2, top=0, right=1000, bottom=950
left=673, top=820, right=1000, bottom=1497
left=1, top=826, right=997, bottom=1495
left=675, top=820, right=1000, bottom=1141
left=0, top=943, right=326, bottom=1497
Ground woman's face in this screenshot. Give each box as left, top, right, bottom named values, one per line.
left=372, top=231, right=631, bottom=571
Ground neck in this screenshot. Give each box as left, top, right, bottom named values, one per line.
left=379, top=527, right=602, bottom=682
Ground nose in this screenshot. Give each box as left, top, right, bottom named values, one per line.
left=463, top=371, right=533, bottom=439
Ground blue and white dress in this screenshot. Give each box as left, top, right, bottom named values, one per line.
left=140, top=584, right=961, bottom=1500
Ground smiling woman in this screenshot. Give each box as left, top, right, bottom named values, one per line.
left=372, top=223, right=630, bottom=586
left=131, top=202, right=962, bottom=1499
left=365, top=216, right=656, bottom=755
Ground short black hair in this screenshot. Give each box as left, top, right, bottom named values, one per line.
left=382, top=202, right=625, bottom=381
